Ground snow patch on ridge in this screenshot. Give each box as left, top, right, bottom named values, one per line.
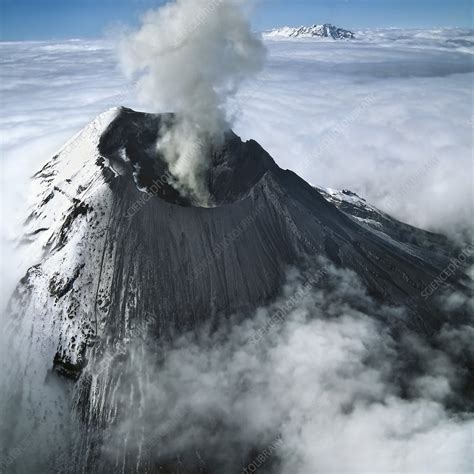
left=22, top=107, right=119, bottom=264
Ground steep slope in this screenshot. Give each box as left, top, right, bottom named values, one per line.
left=15, top=107, right=465, bottom=356
left=3, top=107, right=470, bottom=473
left=317, top=187, right=457, bottom=260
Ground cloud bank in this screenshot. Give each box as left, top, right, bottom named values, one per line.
left=89, top=262, right=473, bottom=472
left=234, top=28, right=473, bottom=240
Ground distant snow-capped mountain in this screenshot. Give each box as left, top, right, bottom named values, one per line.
left=264, top=23, right=355, bottom=40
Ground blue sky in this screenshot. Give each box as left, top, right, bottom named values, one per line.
left=0, top=0, right=472, bottom=41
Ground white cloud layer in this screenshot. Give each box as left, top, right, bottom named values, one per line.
left=97, top=263, right=473, bottom=472
left=0, top=28, right=473, bottom=473
left=233, top=28, right=473, bottom=241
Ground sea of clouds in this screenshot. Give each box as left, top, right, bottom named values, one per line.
left=1, top=27, right=472, bottom=265
left=234, top=28, right=473, bottom=242
left=0, top=24, right=473, bottom=473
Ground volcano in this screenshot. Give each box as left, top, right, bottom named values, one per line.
left=2, top=107, right=471, bottom=473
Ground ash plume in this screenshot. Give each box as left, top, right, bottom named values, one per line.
left=119, top=0, right=265, bottom=204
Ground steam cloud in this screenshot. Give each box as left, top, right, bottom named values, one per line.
left=119, top=0, right=265, bottom=203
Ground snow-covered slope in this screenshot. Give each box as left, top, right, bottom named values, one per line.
left=264, top=23, right=355, bottom=40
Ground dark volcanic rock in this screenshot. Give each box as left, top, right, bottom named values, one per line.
left=5, top=107, right=471, bottom=473
left=91, top=108, right=467, bottom=336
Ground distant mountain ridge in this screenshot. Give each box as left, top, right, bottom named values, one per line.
left=264, top=23, right=355, bottom=40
